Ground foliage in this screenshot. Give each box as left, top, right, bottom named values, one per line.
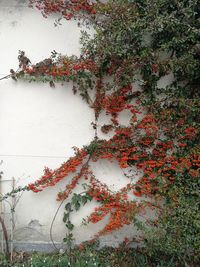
left=1, top=251, right=100, bottom=267
left=1, top=245, right=199, bottom=267
left=0, top=0, right=199, bottom=265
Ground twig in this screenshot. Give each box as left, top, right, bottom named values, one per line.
left=0, top=74, right=11, bottom=81
left=50, top=200, right=65, bottom=251
left=0, top=215, right=9, bottom=259
left=0, top=68, right=20, bottom=82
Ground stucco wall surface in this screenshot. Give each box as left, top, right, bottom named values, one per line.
left=0, top=0, right=141, bottom=250
left=0, top=1, right=174, bottom=251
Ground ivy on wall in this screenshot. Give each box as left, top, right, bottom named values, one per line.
left=1, top=0, right=199, bottom=263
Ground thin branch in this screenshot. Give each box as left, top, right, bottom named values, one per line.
left=0, top=68, right=20, bottom=82
left=50, top=200, right=65, bottom=251
left=0, top=74, right=11, bottom=81
left=0, top=215, right=9, bottom=259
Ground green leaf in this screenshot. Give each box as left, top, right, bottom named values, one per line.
left=66, top=222, right=74, bottom=231
left=63, top=212, right=70, bottom=223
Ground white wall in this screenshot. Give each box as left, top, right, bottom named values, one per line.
left=0, top=0, right=142, bottom=249
left=0, top=1, right=174, bottom=251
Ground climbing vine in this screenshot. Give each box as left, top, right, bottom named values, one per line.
left=1, top=0, right=200, bottom=262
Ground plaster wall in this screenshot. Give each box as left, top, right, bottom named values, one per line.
left=0, top=0, right=173, bottom=251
